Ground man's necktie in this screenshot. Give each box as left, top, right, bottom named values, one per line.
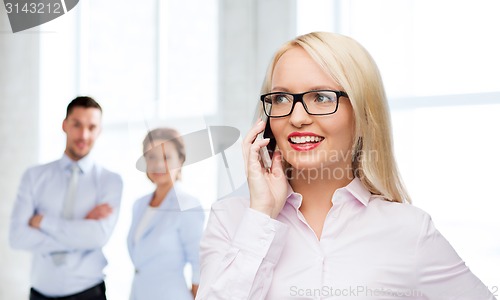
left=63, top=164, right=80, bottom=219
left=52, top=164, right=80, bottom=265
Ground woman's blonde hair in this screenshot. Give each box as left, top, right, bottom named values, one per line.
left=260, top=32, right=411, bottom=203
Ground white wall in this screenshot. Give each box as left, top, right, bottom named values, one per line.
left=0, top=6, right=40, bottom=299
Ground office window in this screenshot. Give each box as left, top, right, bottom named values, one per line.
left=157, top=0, right=218, bottom=119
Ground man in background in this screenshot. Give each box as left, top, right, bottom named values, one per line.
left=9, top=96, right=123, bottom=300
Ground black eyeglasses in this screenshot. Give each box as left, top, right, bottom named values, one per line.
left=260, top=90, right=349, bottom=118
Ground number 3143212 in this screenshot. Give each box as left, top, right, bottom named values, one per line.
left=5, top=2, right=62, bottom=14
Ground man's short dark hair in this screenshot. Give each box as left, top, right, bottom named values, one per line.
left=66, top=96, right=102, bottom=119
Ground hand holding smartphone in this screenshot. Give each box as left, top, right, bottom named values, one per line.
left=247, top=111, right=286, bottom=219
left=243, top=108, right=288, bottom=218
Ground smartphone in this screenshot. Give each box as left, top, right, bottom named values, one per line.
left=254, top=112, right=276, bottom=171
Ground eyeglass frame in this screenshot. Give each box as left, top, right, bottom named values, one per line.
left=260, top=89, right=349, bottom=118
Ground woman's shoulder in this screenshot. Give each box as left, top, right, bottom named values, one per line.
left=367, top=197, right=432, bottom=229
left=211, top=195, right=250, bottom=212
left=370, top=197, right=427, bottom=213
left=209, top=195, right=251, bottom=226
left=172, top=182, right=203, bottom=210
left=209, top=182, right=250, bottom=213
left=133, top=193, right=153, bottom=208
left=203, top=196, right=264, bottom=241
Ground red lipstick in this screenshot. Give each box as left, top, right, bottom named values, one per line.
left=287, top=132, right=324, bottom=151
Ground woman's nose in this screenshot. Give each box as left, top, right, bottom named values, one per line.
left=288, top=102, right=312, bottom=128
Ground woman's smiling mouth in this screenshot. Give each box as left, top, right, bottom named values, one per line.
left=288, top=132, right=324, bottom=151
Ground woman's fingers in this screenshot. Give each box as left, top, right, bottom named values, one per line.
left=242, top=119, right=267, bottom=167
left=247, top=138, right=270, bottom=176
left=270, top=149, right=284, bottom=175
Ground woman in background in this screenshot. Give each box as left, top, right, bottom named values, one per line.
left=128, top=128, right=204, bottom=300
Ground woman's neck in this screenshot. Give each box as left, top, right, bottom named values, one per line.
left=150, top=181, right=174, bottom=207
left=289, top=168, right=354, bottom=212
left=289, top=167, right=354, bottom=240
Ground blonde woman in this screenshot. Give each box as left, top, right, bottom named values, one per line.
left=196, top=33, right=495, bottom=299
left=128, top=128, right=204, bottom=300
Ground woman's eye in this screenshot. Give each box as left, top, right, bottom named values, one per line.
left=315, top=93, right=335, bottom=103
left=146, top=153, right=159, bottom=161
left=273, top=94, right=290, bottom=104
